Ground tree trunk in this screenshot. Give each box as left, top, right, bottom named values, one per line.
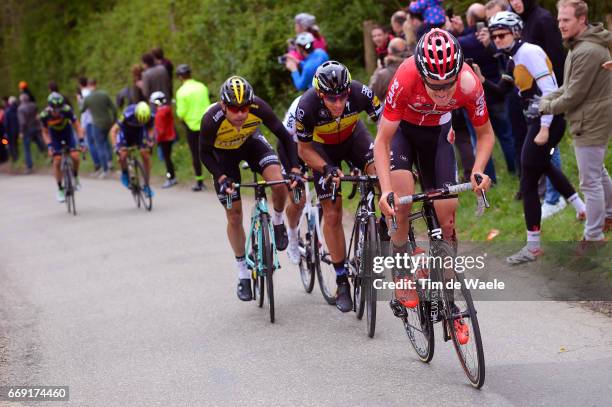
left=363, top=20, right=377, bottom=76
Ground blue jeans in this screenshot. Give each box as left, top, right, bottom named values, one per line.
left=85, top=123, right=101, bottom=168
left=545, top=148, right=562, bottom=204
left=23, top=127, right=42, bottom=169
left=488, top=102, right=516, bottom=173
left=91, top=125, right=110, bottom=172
left=464, top=110, right=497, bottom=183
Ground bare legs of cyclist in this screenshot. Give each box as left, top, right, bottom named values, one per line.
left=285, top=193, right=305, bottom=265
left=227, top=163, right=289, bottom=301
left=388, top=169, right=458, bottom=308
left=51, top=151, right=80, bottom=202
left=140, top=148, right=154, bottom=197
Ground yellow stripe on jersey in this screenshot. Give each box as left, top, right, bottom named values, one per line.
left=213, top=113, right=263, bottom=149
left=514, top=57, right=553, bottom=93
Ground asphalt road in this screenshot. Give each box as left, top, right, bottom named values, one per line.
left=1, top=174, right=611, bottom=406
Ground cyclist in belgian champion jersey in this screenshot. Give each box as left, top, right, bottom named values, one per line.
left=373, top=29, right=495, bottom=305
left=40, top=92, right=85, bottom=203
left=199, top=76, right=301, bottom=302
left=296, top=61, right=383, bottom=312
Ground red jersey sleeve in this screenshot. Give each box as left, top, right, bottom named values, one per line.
left=460, top=67, right=489, bottom=128
left=382, top=58, right=413, bottom=122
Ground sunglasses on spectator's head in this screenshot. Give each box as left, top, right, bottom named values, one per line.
left=491, top=31, right=511, bottom=40
left=321, top=90, right=349, bottom=103
left=226, top=105, right=250, bottom=114
left=423, top=78, right=457, bottom=91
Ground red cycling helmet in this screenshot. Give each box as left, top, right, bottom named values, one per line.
left=415, top=28, right=464, bottom=82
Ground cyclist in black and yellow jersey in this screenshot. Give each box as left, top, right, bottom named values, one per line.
left=296, top=61, right=383, bottom=312
left=199, top=76, right=302, bottom=301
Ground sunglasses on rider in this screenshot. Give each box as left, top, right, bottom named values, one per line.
left=321, top=90, right=349, bottom=103
left=226, top=105, right=250, bottom=114
left=491, top=32, right=511, bottom=40
left=423, top=78, right=457, bottom=91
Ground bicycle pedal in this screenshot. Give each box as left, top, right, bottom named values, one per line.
left=389, top=299, right=407, bottom=318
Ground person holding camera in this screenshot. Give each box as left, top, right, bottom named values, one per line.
left=284, top=32, right=329, bottom=91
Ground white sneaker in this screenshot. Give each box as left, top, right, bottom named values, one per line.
left=56, top=190, right=66, bottom=203
left=541, top=197, right=566, bottom=220
left=74, top=177, right=81, bottom=191
left=506, top=245, right=543, bottom=265
left=98, top=170, right=109, bottom=179
left=287, top=238, right=300, bottom=265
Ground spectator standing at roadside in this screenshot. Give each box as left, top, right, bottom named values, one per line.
left=19, top=81, right=36, bottom=104
left=83, top=79, right=117, bottom=178
left=369, top=37, right=409, bottom=101
left=509, top=0, right=567, bottom=215
left=116, top=64, right=146, bottom=110
left=152, top=48, right=174, bottom=96
left=391, top=11, right=408, bottom=40
left=459, top=3, right=516, bottom=180
left=284, top=32, right=329, bottom=91
left=77, top=77, right=101, bottom=174
left=371, top=26, right=394, bottom=68
left=539, top=0, right=612, bottom=242
left=17, top=93, right=43, bottom=173
left=176, top=64, right=210, bottom=191
left=288, top=13, right=328, bottom=62
left=4, top=96, right=19, bottom=162
left=150, top=91, right=177, bottom=188
left=141, top=53, right=171, bottom=102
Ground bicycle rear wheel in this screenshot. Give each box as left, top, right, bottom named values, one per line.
left=128, top=160, right=141, bottom=208
left=298, top=213, right=316, bottom=293
left=364, top=216, right=378, bottom=338
left=433, top=240, right=485, bottom=388
left=403, top=231, right=434, bottom=362
left=134, top=158, right=152, bottom=211
left=315, top=209, right=337, bottom=305
left=261, top=215, right=275, bottom=323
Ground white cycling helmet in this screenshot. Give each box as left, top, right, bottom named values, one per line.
left=488, top=11, right=523, bottom=36
left=295, top=32, right=315, bottom=51
left=149, top=91, right=167, bottom=106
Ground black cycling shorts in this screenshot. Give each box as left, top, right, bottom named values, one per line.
left=213, top=131, right=281, bottom=205
left=312, top=120, right=375, bottom=200
left=390, top=120, right=457, bottom=191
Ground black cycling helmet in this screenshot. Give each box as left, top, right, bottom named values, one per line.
left=220, top=76, right=254, bottom=107
left=47, top=92, right=65, bottom=109
left=313, top=61, right=351, bottom=95
left=176, top=64, right=191, bottom=76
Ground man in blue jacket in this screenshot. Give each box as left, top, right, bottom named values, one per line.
left=284, top=32, right=329, bottom=91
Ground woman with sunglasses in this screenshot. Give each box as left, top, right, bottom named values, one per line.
left=487, top=12, right=585, bottom=264
left=295, top=60, right=383, bottom=313
left=199, top=76, right=301, bottom=302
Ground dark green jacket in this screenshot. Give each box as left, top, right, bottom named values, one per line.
left=540, top=24, right=612, bottom=146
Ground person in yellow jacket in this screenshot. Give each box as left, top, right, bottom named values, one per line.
left=176, top=64, right=210, bottom=191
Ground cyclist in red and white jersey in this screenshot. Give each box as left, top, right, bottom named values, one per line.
left=375, top=28, right=495, bottom=253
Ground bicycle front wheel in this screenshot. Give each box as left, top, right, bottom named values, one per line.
left=298, top=213, right=315, bottom=293
left=63, top=160, right=76, bottom=216
left=261, top=216, right=275, bottom=323
left=315, top=209, right=337, bottom=305
left=134, top=159, right=152, bottom=211
left=364, top=216, right=378, bottom=338
left=433, top=240, right=485, bottom=388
